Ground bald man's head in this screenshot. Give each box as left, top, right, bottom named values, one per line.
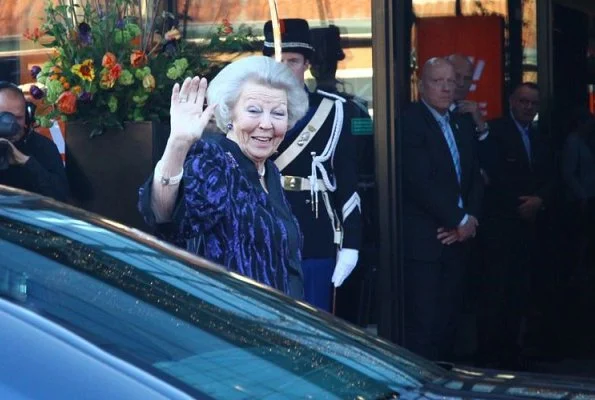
left=419, top=57, right=456, bottom=114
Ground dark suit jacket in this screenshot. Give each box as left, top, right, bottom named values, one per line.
left=480, top=116, right=554, bottom=219
left=402, top=102, right=484, bottom=261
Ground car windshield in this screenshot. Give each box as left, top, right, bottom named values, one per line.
left=0, top=192, right=443, bottom=399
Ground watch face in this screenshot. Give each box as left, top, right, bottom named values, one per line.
left=160, top=176, right=170, bottom=185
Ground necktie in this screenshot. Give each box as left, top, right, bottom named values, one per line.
left=520, top=126, right=532, bottom=162
left=440, top=114, right=461, bottom=183
left=439, top=114, right=463, bottom=207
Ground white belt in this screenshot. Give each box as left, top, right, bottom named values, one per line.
left=281, top=176, right=327, bottom=192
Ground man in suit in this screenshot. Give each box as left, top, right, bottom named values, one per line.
left=476, top=82, right=554, bottom=368
left=447, top=54, right=492, bottom=184
left=447, top=53, right=489, bottom=140
left=402, top=57, right=483, bottom=361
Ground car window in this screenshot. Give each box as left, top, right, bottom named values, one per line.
left=0, top=196, right=441, bottom=399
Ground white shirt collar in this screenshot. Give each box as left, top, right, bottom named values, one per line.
left=422, top=99, right=449, bottom=123
left=510, top=109, right=530, bottom=134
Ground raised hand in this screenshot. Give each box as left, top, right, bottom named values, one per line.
left=456, top=100, right=486, bottom=129
left=169, top=76, right=216, bottom=147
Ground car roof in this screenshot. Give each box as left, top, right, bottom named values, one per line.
left=0, top=185, right=227, bottom=272
left=0, top=297, right=197, bottom=400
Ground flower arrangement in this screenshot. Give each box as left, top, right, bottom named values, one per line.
left=26, top=0, right=255, bottom=137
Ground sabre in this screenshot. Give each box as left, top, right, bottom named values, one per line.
left=267, top=0, right=283, bottom=62
left=332, top=287, right=337, bottom=315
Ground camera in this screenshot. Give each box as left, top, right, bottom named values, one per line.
left=0, top=111, right=21, bottom=170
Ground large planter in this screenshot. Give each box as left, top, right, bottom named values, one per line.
left=65, top=121, right=167, bottom=231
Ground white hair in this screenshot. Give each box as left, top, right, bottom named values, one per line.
left=207, top=55, right=308, bottom=132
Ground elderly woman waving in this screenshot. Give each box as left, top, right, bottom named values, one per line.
left=138, top=56, right=308, bottom=298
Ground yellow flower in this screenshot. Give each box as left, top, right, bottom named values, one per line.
left=164, top=28, right=181, bottom=41
left=142, top=74, right=155, bottom=91
left=71, top=59, right=95, bottom=81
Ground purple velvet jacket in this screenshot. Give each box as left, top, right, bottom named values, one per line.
left=138, top=134, right=303, bottom=296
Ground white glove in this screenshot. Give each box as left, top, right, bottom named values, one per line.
left=331, top=248, right=359, bottom=287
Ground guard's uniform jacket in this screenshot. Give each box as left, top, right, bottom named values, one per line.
left=273, top=89, right=362, bottom=259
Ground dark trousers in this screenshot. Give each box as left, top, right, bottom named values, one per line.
left=567, top=199, right=595, bottom=274
left=403, top=248, right=467, bottom=361
left=302, top=258, right=335, bottom=312
left=476, top=218, right=534, bottom=366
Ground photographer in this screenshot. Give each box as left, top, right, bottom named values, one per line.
left=0, top=82, right=69, bottom=201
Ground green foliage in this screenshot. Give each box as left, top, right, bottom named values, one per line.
left=26, top=0, right=256, bottom=136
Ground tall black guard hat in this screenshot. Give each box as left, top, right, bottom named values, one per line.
left=263, top=18, right=314, bottom=60
left=309, top=25, right=345, bottom=65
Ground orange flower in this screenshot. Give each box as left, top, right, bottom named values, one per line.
left=130, top=50, right=147, bottom=68
left=56, top=91, right=77, bottom=114
left=110, top=64, right=122, bottom=79
left=62, top=82, right=70, bottom=90
left=23, top=27, right=45, bottom=41
left=100, top=64, right=122, bottom=89
left=221, top=18, right=233, bottom=35
left=51, top=66, right=62, bottom=74
left=102, top=52, right=117, bottom=69
left=71, top=85, right=82, bottom=95
left=130, top=35, right=141, bottom=47
left=109, top=64, right=122, bottom=80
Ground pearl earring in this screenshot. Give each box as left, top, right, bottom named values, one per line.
left=226, top=122, right=233, bottom=131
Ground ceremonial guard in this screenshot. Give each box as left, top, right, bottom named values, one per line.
left=263, top=19, right=362, bottom=311
left=309, top=24, right=375, bottom=323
